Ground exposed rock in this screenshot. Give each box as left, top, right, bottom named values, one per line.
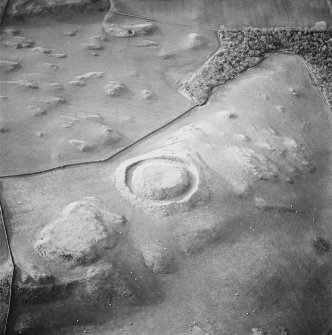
left=289, top=87, right=301, bottom=97
left=46, top=82, right=63, bottom=91
left=254, top=196, right=297, bottom=214
left=158, top=50, right=174, bottom=59
left=105, top=81, right=126, bottom=96
left=127, top=22, right=157, bottom=36
left=34, top=197, right=125, bottom=268
left=219, top=110, right=237, bottom=119
left=103, top=24, right=135, bottom=37
left=140, top=89, right=157, bottom=100
left=130, top=40, right=158, bottom=47
left=99, top=125, right=121, bottom=145
left=75, top=71, right=104, bottom=82
left=69, top=80, right=86, bottom=87
left=30, top=106, right=48, bottom=117
left=103, top=13, right=156, bottom=37
left=83, top=114, right=103, bottom=123
left=0, top=59, right=21, bottom=72
left=32, top=46, right=52, bottom=54
left=185, top=33, right=206, bottom=50
left=5, top=36, right=34, bottom=48
left=140, top=242, right=175, bottom=274
left=251, top=128, right=315, bottom=178
left=55, top=114, right=122, bottom=156
left=19, top=80, right=38, bottom=89
left=45, top=62, right=59, bottom=70
left=216, top=145, right=279, bottom=194
left=0, top=79, right=38, bottom=89
left=69, top=72, right=103, bottom=85
left=251, top=329, right=265, bottom=335
left=33, top=96, right=65, bottom=108
left=81, top=43, right=103, bottom=51
left=90, top=35, right=108, bottom=42
left=166, top=119, right=312, bottom=200
left=50, top=53, right=67, bottom=58
left=314, top=21, right=327, bottom=30
left=63, top=29, right=78, bottom=36
left=276, top=105, right=286, bottom=113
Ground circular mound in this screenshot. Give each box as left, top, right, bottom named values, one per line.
left=130, top=160, right=190, bottom=201
left=115, top=153, right=210, bottom=215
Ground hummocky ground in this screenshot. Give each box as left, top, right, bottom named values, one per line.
left=0, top=9, right=219, bottom=175
left=0, top=1, right=332, bottom=335
left=1, top=53, right=332, bottom=335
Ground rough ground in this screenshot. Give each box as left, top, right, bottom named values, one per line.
left=1, top=53, right=332, bottom=335
left=0, top=1, right=332, bottom=335
left=0, top=10, right=217, bottom=175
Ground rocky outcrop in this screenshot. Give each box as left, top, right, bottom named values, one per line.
left=34, top=197, right=125, bottom=268
left=103, top=10, right=157, bottom=38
